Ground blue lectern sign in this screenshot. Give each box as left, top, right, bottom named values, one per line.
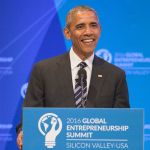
left=23, top=108, right=143, bottom=150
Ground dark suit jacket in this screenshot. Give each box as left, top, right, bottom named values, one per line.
left=23, top=52, right=130, bottom=108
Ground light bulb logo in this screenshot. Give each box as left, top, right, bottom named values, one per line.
left=38, top=113, right=62, bottom=148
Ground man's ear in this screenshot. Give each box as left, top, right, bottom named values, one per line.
left=64, top=27, right=71, bottom=40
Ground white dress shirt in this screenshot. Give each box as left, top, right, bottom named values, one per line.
left=69, top=47, right=94, bottom=94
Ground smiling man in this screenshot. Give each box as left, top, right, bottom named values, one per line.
left=17, top=6, right=130, bottom=149
left=64, top=7, right=101, bottom=60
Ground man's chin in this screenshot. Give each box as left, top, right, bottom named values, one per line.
left=82, top=51, right=94, bottom=58
left=82, top=48, right=95, bottom=54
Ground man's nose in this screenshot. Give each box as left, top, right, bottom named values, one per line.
left=84, top=26, right=93, bottom=35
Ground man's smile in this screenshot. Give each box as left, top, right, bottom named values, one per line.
left=81, top=38, right=95, bottom=45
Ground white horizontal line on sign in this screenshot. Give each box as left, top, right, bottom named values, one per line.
left=66, top=139, right=128, bottom=142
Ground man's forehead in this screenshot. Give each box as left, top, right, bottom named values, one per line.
left=72, top=11, right=97, bottom=21
left=73, top=10, right=97, bottom=18
left=72, top=11, right=99, bottom=23
left=66, top=8, right=99, bottom=28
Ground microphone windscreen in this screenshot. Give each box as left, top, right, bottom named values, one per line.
left=78, top=68, right=87, bottom=80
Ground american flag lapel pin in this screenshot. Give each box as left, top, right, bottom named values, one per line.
left=98, top=74, right=102, bottom=78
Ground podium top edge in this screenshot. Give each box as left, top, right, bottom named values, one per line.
left=23, top=107, right=144, bottom=111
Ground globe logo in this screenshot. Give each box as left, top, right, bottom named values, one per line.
left=38, top=113, right=62, bottom=149
left=20, top=82, right=28, bottom=98
left=96, top=49, right=112, bottom=63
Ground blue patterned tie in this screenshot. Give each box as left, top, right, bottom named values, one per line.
left=74, top=62, right=87, bottom=108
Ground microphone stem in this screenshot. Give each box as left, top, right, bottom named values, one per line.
left=81, top=74, right=85, bottom=107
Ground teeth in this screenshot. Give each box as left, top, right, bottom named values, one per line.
left=82, top=39, right=94, bottom=42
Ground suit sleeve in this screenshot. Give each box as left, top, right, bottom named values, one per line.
left=23, top=63, right=45, bottom=107
left=113, top=71, right=130, bottom=108
left=16, top=63, right=45, bottom=133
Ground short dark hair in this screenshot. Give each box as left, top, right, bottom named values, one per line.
left=66, top=5, right=99, bottom=28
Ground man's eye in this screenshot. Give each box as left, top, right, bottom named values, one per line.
left=91, top=24, right=98, bottom=28
left=76, top=25, right=84, bottom=29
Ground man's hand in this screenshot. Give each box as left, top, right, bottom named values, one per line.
left=17, top=130, right=23, bottom=150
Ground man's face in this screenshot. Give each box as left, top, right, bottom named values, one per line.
left=64, top=10, right=101, bottom=60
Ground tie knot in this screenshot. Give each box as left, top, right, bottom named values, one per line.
left=78, top=62, right=87, bottom=69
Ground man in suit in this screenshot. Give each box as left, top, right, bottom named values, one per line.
left=17, top=5, right=130, bottom=149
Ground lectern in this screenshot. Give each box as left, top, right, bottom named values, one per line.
left=23, top=108, right=143, bottom=150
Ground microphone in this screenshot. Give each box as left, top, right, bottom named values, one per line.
left=77, top=68, right=87, bottom=107
left=78, top=68, right=87, bottom=83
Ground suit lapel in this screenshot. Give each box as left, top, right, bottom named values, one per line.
left=87, top=55, right=106, bottom=107
left=56, top=53, right=75, bottom=107
left=55, top=53, right=106, bottom=108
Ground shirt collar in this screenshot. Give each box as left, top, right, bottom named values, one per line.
left=69, top=47, right=94, bottom=70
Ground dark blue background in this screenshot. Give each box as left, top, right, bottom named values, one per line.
left=0, top=0, right=149, bottom=149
